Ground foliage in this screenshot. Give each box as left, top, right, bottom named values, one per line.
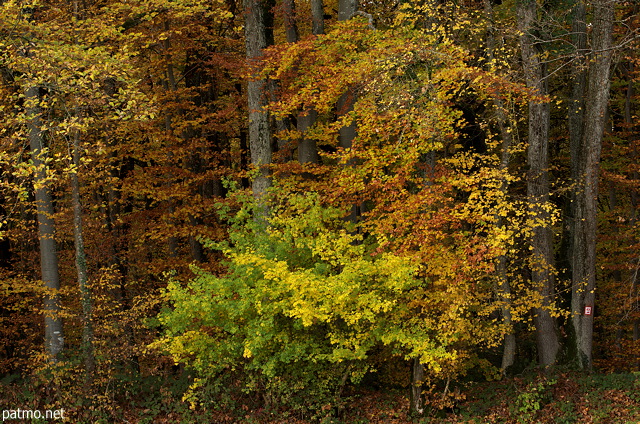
left=0, top=0, right=638, bottom=421
left=155, top=188, right=424, bottom=413
left=511, top=377, right=556, bottom=423
left=155, top=171, right=524, bottom=414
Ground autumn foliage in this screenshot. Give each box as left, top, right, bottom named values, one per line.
left=0, top=0, right=638, bottom=422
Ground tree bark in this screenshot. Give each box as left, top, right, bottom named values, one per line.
left=565, top=0, right=588, bottom=361
left=569, top=1, right=587, bottom=174
left=311, top=0, right=325, bottom=35
left=484, top=0, right=516, bottom=374
left=626, top=63, right=640, bottom=343
left=25, top=86, right=64, bottom=361
left=245, top=0, right=273, bottom=201
left=338, top=0, right=357, bottom=21
left=162, top=20, right=181, bottom=258
left=571, top=0, right=614, bottom=370
left=337, top=0, right=358, bottom=154
left=518, top=0, right=559, bottom=368
left=282, top=0, right=298, bottom=43
left=297, top=0, right=324, bottom=165
left=409, top=357, right=425, bottom=416
left=71, top=124, right=95, bottom=378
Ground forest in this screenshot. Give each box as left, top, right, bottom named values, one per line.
left=0, top=0, right=639, bottom=422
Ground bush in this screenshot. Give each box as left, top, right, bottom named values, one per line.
left=153, top=186, right=504, bottom=417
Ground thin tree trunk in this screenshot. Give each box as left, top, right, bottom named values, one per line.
left=496, top=106, right=517, bottom=372
left=103, top=155, right=141, bottom=374
left=484, top=0, right=516, bottom=373
left=409, top=357, right=425, bottom=416
left=496, top=104, right=517, bottom=371
left=623, top=59, right=639, bottom=344
left=518, top=0, right=559, bottom=368
left=26, top=86, right=64, bottom=361
left=162, top=20, right=181, bottom=257
left=569, top=1, right=587, bottom=165
left=71, top=124, right=95, bottom=378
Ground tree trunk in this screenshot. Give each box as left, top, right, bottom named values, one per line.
left=335, top=0, right=359, bottom=222
left=297, top=0, right=324, bottom=165
left=282, top=0, right=298, bottom=43
left=517, top=0, right=559, bottom=368
left=496, top=103, right=517, bottom=372
left=311, top=0, right=325, bottom=35
left=571, top=0, right=614, bottom=370
left=162, top=20, right=181, bottom=257
left=338, top=0, right=357, bottom=21
left=71, top=125, right=95, bottom=378
left=245, top=0, right=273, bottom=201
left=337, top=0, right=358, bottom=152
left=569, top=1, right=587, bottom=174
left=25, top=86, right=64, bottom=361
left=565, top=0, right=588, bottom=361
left=297, top=109, right=320, bottom=164
left=409, top=358, right=425, bottom=416
left=484, top=0, right=516, bottom=374
left=626, top=63, right=640, bottom=343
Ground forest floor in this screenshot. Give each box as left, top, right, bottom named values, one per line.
left=129, top=370, right=640, bottom=424
left=2, top=370, right=639, bottom=423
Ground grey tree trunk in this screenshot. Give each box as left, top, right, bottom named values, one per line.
left=337, top=0, right=358, bottom=153
left=338, top=0, right=357, bottom=21
left=571, top=0, right=614, bottom=370
left=569, top=1, right=587, bottom=173
left=311, top=0, right=325, bottom=35
left=518, top=0, right=559, bottom=368
left=71, top=126, right=95, bottom=378
left=484, top=0, right=516, bottom=374
left=566, top=2, right=587, bottom=361
left=336, top=0, right=359, bottom=222
left=337, top=0, right=357, bottom=153
left=297, top=109, right=320, bottom=164
left=297, top=0, right=324, bottom=164
left=25, top=86, right=64, bottom=361
left=409, top=357, right=425, bottom=416
left=245, top=0, right=273, bottom=201
left=496, top=104, right=516, bottom=373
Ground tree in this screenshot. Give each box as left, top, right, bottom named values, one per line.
left=517, top=0, right=559, bottom=368
left=483, top=0, right=517, bottom=374
left=570, top=0, right=615, bottom=370
left=297, top=0, right=324, bottom=164
left=156, top=12, right=530, bottom=415
left=25, top=86, right=65, bottom=361
left=245, top=0, right=273, bottom=201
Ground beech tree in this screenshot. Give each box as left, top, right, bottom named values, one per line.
left=245, top=0, right=273, bottom=200
left=25, top=86, right=65, bottom=361
left=0, top=0, right=638, bottom=419
left=517, top=0, right=559, bottom=368
left=570, top=0, right=615, bottom=370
